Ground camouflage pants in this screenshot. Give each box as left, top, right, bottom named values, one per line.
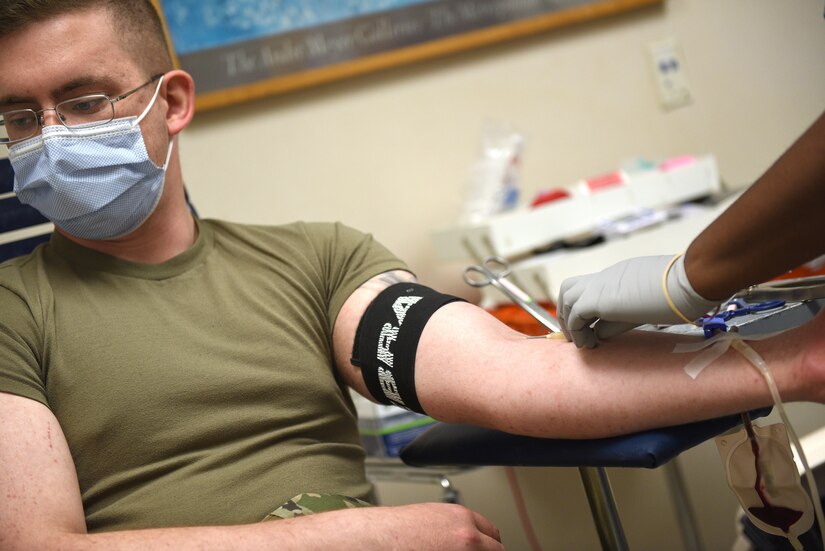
left=262, top=493, right=373, bottom=521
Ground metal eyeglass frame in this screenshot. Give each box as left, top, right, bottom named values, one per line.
left=0, top=73, right=164, bottom=144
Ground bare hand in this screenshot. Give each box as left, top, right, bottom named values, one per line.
left=294, top=502, right=505, bottom=550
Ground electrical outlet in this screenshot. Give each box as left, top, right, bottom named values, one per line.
left=648, top=37, right=692, bottom=110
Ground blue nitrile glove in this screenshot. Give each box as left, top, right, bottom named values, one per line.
left=557, top=255, right=719, bottom=348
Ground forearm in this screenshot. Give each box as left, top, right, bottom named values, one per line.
left=416, top=303, right=822, bottom=439
left=54, top=523, right=287, bottom=551
left=37, top=511, right=371, bottom=551
left=686, top=110, right=825, bottom=300
left=32, top=503, right=500, bottom=551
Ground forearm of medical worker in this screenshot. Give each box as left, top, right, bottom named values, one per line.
left=412, top=301, right=825, bottom=440
left=685, top=109, right=825, bottom=301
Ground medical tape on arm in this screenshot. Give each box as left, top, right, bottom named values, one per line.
left=351, top=283, right=464, bottom=414
left=673, top=331, right=782, bottom=379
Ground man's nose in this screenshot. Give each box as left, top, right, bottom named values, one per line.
left=39, top=108, right=64, bottom=127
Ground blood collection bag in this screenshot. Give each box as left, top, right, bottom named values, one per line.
left=716, top=422, right=814, bottom=546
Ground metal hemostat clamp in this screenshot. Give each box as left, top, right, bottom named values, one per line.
left=463, top=255, right=561, bottom=334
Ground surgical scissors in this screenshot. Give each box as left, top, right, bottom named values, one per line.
left=463, top=256, right=561, bottom=333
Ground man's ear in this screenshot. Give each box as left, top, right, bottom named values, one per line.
left=162, top=70, right=195, bottom=136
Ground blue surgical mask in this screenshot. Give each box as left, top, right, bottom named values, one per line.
left=8, top=77, right=174, bottom=240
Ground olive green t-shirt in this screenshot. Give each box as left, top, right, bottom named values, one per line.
left=0, top=219, right=407, bottom=532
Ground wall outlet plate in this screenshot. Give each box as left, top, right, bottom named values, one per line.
left=648, top=37, right=693, bottom=110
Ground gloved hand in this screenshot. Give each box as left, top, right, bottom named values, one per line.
left=557, top=254, right=720, bottom=348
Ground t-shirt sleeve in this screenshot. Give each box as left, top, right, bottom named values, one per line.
left=308, top=222, right=409, bottom=328
left=0, top=282, right=48, bottom=407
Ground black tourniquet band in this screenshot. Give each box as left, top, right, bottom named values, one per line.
left=351, top=283, right=464, bottom=414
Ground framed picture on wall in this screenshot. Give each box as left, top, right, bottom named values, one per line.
left=153, top=0, right=663, bottom=112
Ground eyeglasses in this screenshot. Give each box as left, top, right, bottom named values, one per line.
left=0, top=73, right=164, bottom=145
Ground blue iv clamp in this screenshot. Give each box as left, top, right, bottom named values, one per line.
left=700, top=298, right=786, bottom=338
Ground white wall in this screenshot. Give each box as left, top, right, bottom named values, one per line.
left=181, top=0, right=825, bottom=301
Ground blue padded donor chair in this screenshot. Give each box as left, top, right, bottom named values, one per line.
left=402, top=409, right=771, bottom=551
left=0, top=157, right=52, bottom=262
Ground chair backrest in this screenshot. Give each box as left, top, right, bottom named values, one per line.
left=0, top=158, right=53, bottom=263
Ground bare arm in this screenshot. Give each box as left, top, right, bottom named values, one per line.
left=0, top=392, right=502, bottom=550
left=334, top=273, right=825, bottom=439
left=333, top=269, right=417, bottom=399
left=686, top=110, right=825, bottom=300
